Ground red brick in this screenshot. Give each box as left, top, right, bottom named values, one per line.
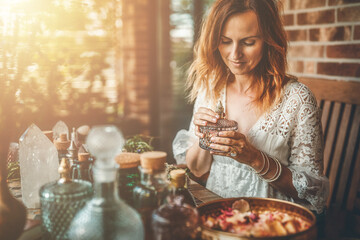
left=288, top=60, right=304, bottom=73
left=288, top=45, right=324, bottom=58
left=286, top=30, right=307, bottom=41
left=338, top=6, right=360, bottom=22
left=327, top=44, right=360, bottom=58
left=283, top=14, right=294, bottom=26
left=355, top=25, right=360, bottom=40
left=309, top=26, right=351, bottom=41
left=329, top=0, right=360, bottom=6
left=305, top=61, right=316, bottom=74
left=297, top=10, right=335, bottom=25
left=317, top=62, right=360, bottom=77
left=289, top=0, right=326, bottom=9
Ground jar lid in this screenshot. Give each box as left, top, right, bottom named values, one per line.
left=78, top=152, right=90, bottom=162
left=40, top=179, right=93, bottom=202
left=54, top=133, right=70, bottom=150
left=202, top=119, right=238, bottom=130
left=170, top=169, right=185, bottom=180
left=140, top=151, right=167, bottom=171
left=115, top=152, right=140, bottom=169
left=170, top=169, right=186, bottom=188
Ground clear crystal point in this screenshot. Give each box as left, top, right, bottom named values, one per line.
left=19, top=124, right=60, bottom=208
left=52, top=120, right=69, bottom=140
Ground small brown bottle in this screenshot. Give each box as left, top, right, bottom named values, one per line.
left=169, top=169, right=195, bottom=207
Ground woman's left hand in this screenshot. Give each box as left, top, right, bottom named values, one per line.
left=209, top=130, right=260, bottom=167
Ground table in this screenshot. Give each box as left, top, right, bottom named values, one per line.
left=187, top=178, right=221, bottom=206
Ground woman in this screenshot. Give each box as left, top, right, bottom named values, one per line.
left=173, top=0, right=329, bottom=214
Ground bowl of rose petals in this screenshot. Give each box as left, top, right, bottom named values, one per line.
left=199, top=198, right=317, bottom=240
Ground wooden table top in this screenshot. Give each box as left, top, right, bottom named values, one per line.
left=187, top=178, right=222, bottom=206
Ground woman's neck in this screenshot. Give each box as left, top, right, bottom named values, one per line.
left=230, top=74, right=255, bottom=95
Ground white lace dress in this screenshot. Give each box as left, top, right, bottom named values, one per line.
left=173, top=81, right=329, bottom=214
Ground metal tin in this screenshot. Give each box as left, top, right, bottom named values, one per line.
left=198, top=197, right=317, bottom=240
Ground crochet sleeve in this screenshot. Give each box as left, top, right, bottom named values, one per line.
left=287, top=88, right=330, bottom=214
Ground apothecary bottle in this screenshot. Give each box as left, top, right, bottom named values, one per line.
left=115, top=152, right=140, bottom=206
left=169, top=169, right=195, bottom=207
left=133, top=151, right=169, bottom=239
left=199, top=101, right=238, bottom=153
left=71, top=152, right=93, bottom=182
left=40, top=158, right=93, bottom=240
left=67, top=125, right=144, bottom=240
left=151, top=195, right=199, bottom=240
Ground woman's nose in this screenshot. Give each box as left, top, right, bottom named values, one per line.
left=230, top=44, right=243, bottom=60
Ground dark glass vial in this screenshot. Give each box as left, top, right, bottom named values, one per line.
left=133, top=151, right=169, bottom=240
left=115, top=152, right=140, bottom=206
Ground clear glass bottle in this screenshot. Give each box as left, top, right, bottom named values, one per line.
left=71, top=152, right=93, bottom=182
left=168, top=169, right=196, bottom=207
left=151, top=195, right=199, bottom=240
left=54, top=133, right=70, bottom=162
left=133, top=151, right=169, bottom=240
left=199, top=101, right=238, bottom=153
left=40, top=158, right=93, bottom=240
left=68, top=125, right=144, bottom=240
left=115, top=152, right=140, bottom=206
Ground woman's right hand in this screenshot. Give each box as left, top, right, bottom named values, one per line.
left=193, top=107, right=220, bottom=138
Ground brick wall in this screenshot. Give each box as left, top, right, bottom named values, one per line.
left=282, top=0, right=360, bottom=81
left=121, top=0, right=157, bottom=136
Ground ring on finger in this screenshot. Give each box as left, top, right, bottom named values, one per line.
left=229, top=148, right=237, bottom=157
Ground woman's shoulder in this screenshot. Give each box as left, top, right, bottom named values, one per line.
left=282, top=78, right=318, bottom=107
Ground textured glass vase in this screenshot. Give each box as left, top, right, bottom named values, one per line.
left=40, top=158, right=93, bottom=240
left=68, top=125, right=144, bottom=240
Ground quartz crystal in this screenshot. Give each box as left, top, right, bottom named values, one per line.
left=52, top=120, right=69, bottom=140
left=19, top=124, right=60, bottom=208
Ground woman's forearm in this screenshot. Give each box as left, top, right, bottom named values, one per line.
left=185, top=143, right=213, bottom=177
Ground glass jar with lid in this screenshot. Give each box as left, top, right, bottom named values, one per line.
left=199, top=101, right=238, bottom=153
left=39, top=158, right=93, bottom=240
left=168, top=169, right=195, bottom=207
left=133, top=151, right=169, bottom=239
left=71, top=152, right=93, bottom=182
left=115, top=152, right=140, bottom=206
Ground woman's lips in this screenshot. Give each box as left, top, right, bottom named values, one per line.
left=229, top=60, right=246, bottom=67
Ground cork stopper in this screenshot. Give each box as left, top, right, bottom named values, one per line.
left=170, top=169, right=186, bottom=188
left=54, top=133, right=70, bottom=150
left=140, top=151, right=167, bottom=171
left=115, top=152, right=140, bottom=169
left=78, top=152, right=90, bottom=162
left=58, top=158, right=71, bottom=184
left=43, top=130, right=53, bottom=141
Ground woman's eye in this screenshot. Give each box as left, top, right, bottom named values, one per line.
left=221, top=39, right=231, bottom=44
left=243, top=40, right=255, bottom=46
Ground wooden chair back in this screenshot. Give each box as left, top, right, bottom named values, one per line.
left=299, top=78, right=360, bottom=211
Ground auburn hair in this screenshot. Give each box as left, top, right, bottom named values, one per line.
left=186, top=0, right=291, bottom=113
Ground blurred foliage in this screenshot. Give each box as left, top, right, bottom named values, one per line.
left=7, top=162, right=20, bottom=181
left=123, top=135, right=154, bottom=154
left=0, top=0, right=121, bottom=145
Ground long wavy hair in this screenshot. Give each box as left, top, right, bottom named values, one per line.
left=186, top=0, right=290, bottom=113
